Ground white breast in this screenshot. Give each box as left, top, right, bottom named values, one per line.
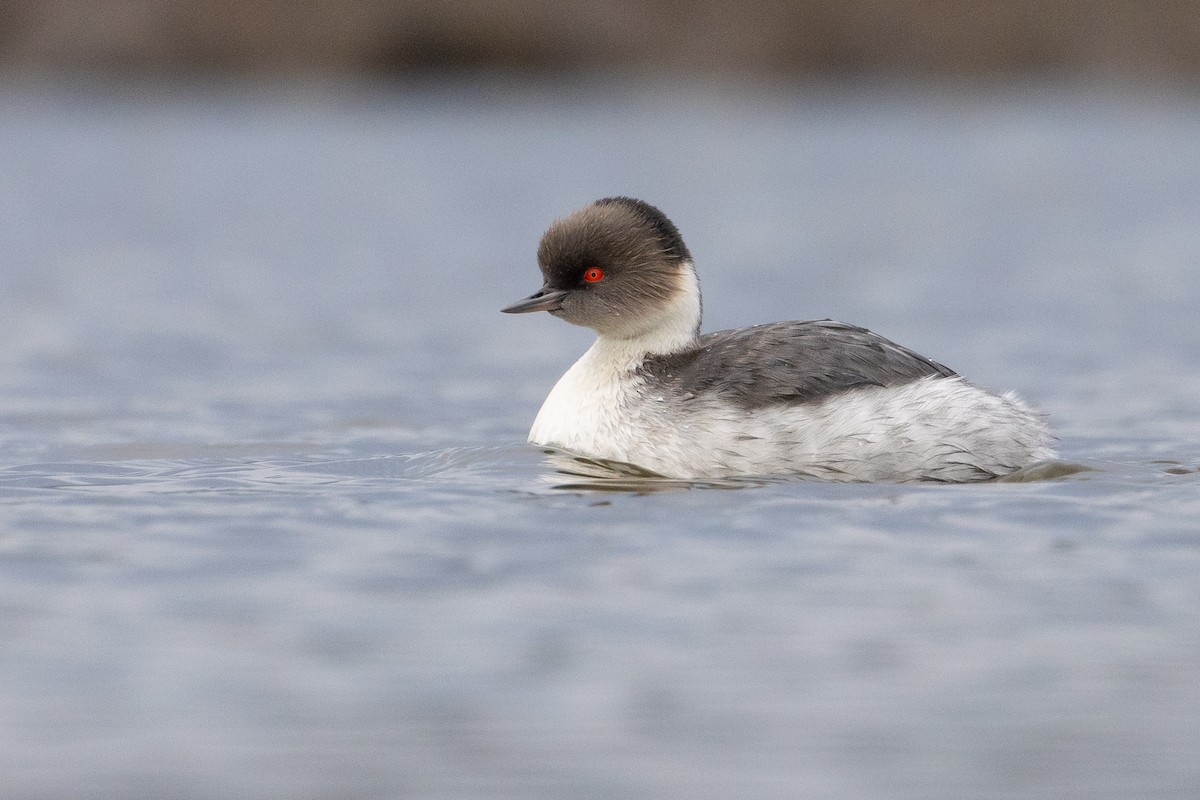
left=530, top=265, right=704, bottom=463
left=528, top=338, right=651, bottom=462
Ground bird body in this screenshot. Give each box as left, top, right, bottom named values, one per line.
left=503, top=197, right=1054, bottom=482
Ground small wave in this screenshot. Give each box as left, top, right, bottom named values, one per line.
left=537, top=450, right=1102, bottom=492
left=996, top=459, right=1097, bottom=483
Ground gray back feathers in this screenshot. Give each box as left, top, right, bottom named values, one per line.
left=640, top=319, right=957, bottom=410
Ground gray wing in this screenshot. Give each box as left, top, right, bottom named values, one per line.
left=641, top=319, right=957, bottom=410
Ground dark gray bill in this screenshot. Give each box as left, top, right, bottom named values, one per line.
left=500, top=287, right=569, bottom=314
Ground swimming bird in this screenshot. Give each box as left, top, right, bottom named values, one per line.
left=502, top=197, right=1054, bottom=482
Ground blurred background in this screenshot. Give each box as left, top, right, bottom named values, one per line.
left=3, top=0, right=1200, bottom=77
left=3, top=3, right=1200, bottom=800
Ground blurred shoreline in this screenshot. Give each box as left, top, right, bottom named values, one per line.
left=2, top=1, right=1199, bottom=78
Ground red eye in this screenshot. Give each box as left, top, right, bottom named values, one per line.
left=583, top=267, right=604, bottom=283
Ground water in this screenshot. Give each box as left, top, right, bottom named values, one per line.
left=1, top=77, right=1199, bottom=799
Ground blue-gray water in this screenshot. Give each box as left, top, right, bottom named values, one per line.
left=2, top=78, right=1199, bottom=799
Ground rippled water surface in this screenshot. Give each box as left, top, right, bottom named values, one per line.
left=2, top=78, right=1199, bottom=799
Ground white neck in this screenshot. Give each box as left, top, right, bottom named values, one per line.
left=604, top=262, right=701, bottom=357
